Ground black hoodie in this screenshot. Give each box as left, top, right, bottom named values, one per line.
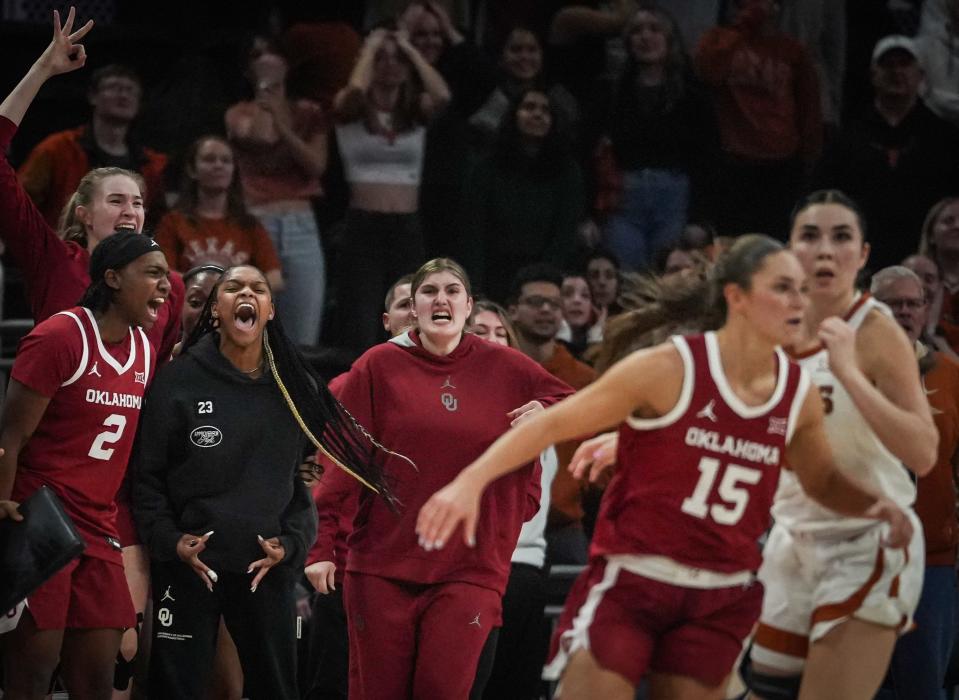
left=133, top=333, right=317, bottom=572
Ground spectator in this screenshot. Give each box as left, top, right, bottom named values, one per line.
left=585, top=248, right=623, bottom=317
left=465, top=300, right=558, bottom=700
left=778, top=0, right=847, bottom=129
left=872, top=265, right=959, bottom=700
left=903, top=252, right=959, bottom=357
left=469, top=27, right=580, bottom=145
left=17, top=64, right=167, bottom=229
left=556, top=271, right=604, bottom=361
left=695, top=0, right=822, bottom=238
left=506, top=264, right=597, bottom=568
left=399, top=1, right=497, bottom=260
left=599, top=2, right=719, bottom=270
left=332, top=28, right=450, bottom=351
left=155, top=135, right=283, bottom=289
left=818, top=36, right=959, bottom=269
left=225, top=36, right=328, bottom=347
left=916, top=0, right=959, bottom=127
left=919, top=197, right=959, bottom=326
left=463, top=87, right=584, bottom=301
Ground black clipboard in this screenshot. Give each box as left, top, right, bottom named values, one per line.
left=0, top=485, right=86, bottom=612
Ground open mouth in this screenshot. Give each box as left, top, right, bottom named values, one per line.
left=431, top=311, right=452, bottom=324
left=115, top=223, right=137, bottom=232
left=235, top=302, right=257, bottom=331
left=146, top=296, right=165, bottom=322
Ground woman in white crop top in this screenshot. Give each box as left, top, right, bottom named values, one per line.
left=332, top=28, right=450, bottom=351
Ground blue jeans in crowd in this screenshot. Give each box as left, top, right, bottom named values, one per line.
left=879, top=565, right=956, bottom=700
left=603, top=168, right=689, bottom=271
left=253, top=207, right=325, bottom=347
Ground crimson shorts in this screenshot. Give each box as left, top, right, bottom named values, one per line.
left=26, top=555, right=135, bottom=630
left=544, top=556, right=763, bottom=687
left=344, top=572, right=502, bottom=700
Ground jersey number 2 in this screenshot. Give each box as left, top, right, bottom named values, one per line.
left=681, top=457, right=762, bottom=526
left=88, top=414, right=127, bottom=461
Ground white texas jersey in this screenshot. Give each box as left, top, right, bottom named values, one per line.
left=772, top=293, right=916, bottom=534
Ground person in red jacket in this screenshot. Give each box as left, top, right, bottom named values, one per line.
left=418, top=235, right=913, bottom=700
left=695, top=0, right=821, bottom=238
left=17, top=65, right=166, bottom=228
left=331, top=257, right=572, bottom=699
left=0, top=11, right=184, bottom=694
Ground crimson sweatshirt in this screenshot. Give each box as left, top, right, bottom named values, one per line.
left=0, top=116, right=184, bottom=362
left=335, top=331, right=573, bottom=595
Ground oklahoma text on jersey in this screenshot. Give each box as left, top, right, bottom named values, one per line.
left=85, top=389, right=143, bottom=409
left=684, top=427, right=780, bottom=466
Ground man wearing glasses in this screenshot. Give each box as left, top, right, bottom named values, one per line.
left=506, top=264, right=596, bottom=566
left=17, top=64, right=167, bottom=227
left=871, top=265, right=959, bottom=698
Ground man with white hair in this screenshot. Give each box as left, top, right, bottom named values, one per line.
left=872, top=265, right=959, bottom=698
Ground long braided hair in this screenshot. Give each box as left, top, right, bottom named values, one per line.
left=183, top=265, right=407, bottom=509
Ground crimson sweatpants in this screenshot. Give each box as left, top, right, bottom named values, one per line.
left=344, top=571, right=501, bottom=700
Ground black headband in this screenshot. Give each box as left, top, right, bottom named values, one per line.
left=89, top=230, right=161, bottom=281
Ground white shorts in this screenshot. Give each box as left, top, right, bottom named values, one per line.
left=752, top=513, right=924, bottom=674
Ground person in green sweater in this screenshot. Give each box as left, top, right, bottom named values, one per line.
left=463, top=87, right=585, bottom=303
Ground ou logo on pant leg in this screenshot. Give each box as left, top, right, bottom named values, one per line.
left=157, top=607, right=173, bottom=627
left=441, top=393, right=458, bottom=412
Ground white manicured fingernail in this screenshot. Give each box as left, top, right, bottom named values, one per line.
left=251, top=584, right=257, bottom=593
left=204, top=530, right=214, bottom=537
left=435, top=540, right=443, bottom=549
left=207, top=569, right=218, bottom=583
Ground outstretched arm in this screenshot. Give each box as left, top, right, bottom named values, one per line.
left=0, top=8, right=93, bottom=127
left=415, top=343, right=683, bottom=548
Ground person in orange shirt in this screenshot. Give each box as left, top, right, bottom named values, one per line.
left=872, top=265, right=959, bottom=699
left=155, top=135, right=283, bottom=290
left=17, top=64, right=166, bottom=228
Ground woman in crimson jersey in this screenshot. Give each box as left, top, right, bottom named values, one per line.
left=0, top=231, right=170, bottom=699
left=327, top=258, right=572, bottom=699
left=417, top=235, right=914, bottom=700
left=0, top=12, right=185, bottom=690
left=749, top=191, right=936, bottom=700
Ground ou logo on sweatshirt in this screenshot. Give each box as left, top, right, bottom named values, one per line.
left=441, top=392, right=458, bottom=412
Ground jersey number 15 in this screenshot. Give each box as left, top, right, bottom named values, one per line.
left=681, top=456, right=762, bottom=526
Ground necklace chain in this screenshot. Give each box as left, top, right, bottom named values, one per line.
left=240, top=362, right=262, bottom=375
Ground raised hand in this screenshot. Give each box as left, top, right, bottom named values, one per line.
left=38, top=7, right=94, bottom=78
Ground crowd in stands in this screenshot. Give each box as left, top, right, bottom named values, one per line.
left=2, top=0, right=959, bottom=698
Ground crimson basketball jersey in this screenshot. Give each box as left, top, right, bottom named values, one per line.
left=11, top=306, right=154, bottom=563
left=591, top=333, right=810, bottom=574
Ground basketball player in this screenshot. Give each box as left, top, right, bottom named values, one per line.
left=0, top=231, right=169, bottom=699
left=416, top=235, right=913, bottom=700
left=747, top=191, right=936, bottom=700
